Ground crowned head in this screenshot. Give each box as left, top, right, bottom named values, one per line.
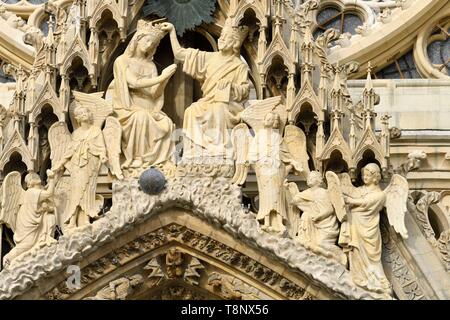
left=126, top=19, right=167, bottom=58
left=218, top=19, right=249, bottom=56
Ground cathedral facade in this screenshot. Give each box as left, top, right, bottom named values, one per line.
left=0, top=0, right=448, bottom=300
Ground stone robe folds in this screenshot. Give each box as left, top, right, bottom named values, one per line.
left=250, top=129, right=289, bottom=224
left=294, top=188, right=339, bottom=247
left=8, top=189, right=55, bottom=261
left=113, top=56, right=174, bottom=166
left=341, top=187, right=389, bottom=290
left=182, top=49, right=249, bottom=159
left=64, top=126, right=106, bottom=223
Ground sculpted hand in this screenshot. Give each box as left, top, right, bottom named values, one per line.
left=100, top=156, right=108, bottom=164
left=343, top=195, right=357, bottom=206
left=162, top=64, right=177, bottom=79
left=160, top=22, right=174, bottom=33
left=46, top=169, right=55, bottom=179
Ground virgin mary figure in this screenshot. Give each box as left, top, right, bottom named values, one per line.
left=112, top=19, right=177, bottom=170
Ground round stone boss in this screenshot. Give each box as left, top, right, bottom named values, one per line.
left=139, top=168, right=166, bottom=195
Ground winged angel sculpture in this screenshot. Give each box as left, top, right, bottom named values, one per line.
left=0, top=170, right=58, bottom=268
left=231, top=96, right=310, bottom=233
left=326, top=163, right=409, bottom=294
left=49, top=91, right=122, bottom=232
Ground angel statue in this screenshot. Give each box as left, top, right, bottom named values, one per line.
left=285, top=171, right=346, bottom=265
left=0, top=170, right=58, bottom=268
left=326, top=163, right=409, bottom=295
left=231, top=97, right=309, bottom=233
left=49, top=94, right=113, bottom=232
left=161, top=19, right=249, bottom=162
left=112, top=19, right=176, bottom=174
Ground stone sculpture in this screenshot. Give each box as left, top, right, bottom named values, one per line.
left=0, top=170, right=58, bottom=268
left=84, top=274, right=144, bottom=300
left=162, top=19, right=249, bottom=162
left=231, top=97, right=308, bottom=233
left=327, top=163, right=409, bottom=294
left=112, top=19, right=177, bottom=176
left=285, top=171, right=346, bottom=265
left=49, top=95, right=111, bottom=232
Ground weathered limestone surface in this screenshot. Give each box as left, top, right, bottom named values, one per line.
left=0, top=177, right=388, bottom=300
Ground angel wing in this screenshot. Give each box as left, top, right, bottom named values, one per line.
left=337, top=172, right=358, bottom=197
left=0, top=171, right=25, bottom=232
left=103, top=116, right=123, bottom=180
left=384, top=174, right=409, bottom=239
left=231, top=123, right=252, bottom=186
left=48, top=122, right=72, bottom=165
left=241, top=96, right=287, bottom=130
left=54, top=176, right=71, bottom=229
left=70, top=91, right=113, bottom=129
left=283, top=125, right=310, bottom=176
left=325, top=171, right=348, bottom=222
left=285, top=181, right=301, bottom=239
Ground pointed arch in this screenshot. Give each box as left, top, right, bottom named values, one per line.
left=290, top=80, right=322, bottom=122
left=29, top=81, right=65, bottom=123
left=0, top=129, right=33, bottom=173
left=353, top=128, right=387, bottom=170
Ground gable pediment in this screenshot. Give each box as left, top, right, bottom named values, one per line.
left=0, top=178, right=388, bottom=300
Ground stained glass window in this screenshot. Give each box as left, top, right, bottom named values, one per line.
left=27, top=0, right=49, bottom=4
left=427, top=22, right=449, bottom=76
left=374, top=50, right=421, bottom=79
left=0, top=61, right=14, bottom=83
left=0, top=0, right=21, bottom=4
left=143, top=0, right=217, bottom=36
left=314, top=6, right=363, bottom=39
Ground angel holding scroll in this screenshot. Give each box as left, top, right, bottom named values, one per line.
left=0, top=170, right=58, bottom=268
left=326, top=163, right=409, bottom=294
left=231, top=97, right=310, bottom=233
left=49, top=92, right=116, bottom=231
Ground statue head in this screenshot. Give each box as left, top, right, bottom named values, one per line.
left=128, top=274, right=144, bottom=287
left=74, top=105, right=93, bottom=125
left=263, top=112, right=281, bottom=129
left=23, top=27, right=44, bottom=51
left=218, top=19, right=249, bottom=56
left=362, top=163, right=381, bottom=185
left=307, top=171, right=323, bottom=187
left=126, top=19, right=166, bottom=59
left=25, top=172, right=42, bottom=188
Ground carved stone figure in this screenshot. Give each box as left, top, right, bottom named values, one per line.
left=285, top=172, right=345, bottom=265
left=45, top=0, right=68, bottom=36
left=84, top=274, right=144, bottom=300
left=112, top=19, right=176, bottom=175
left=207, top=272, right=260, bottom=300
left=0, top=170, right=58, bottom=268
left=328, top=164, right=409, bottom=294
left=166, top=248, right=184, bottom=278
left=162, top=19, right=249, bottom=161
left=231, top=97, right=307, bottom=233
left=49, top=96, right=111, bottom=232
